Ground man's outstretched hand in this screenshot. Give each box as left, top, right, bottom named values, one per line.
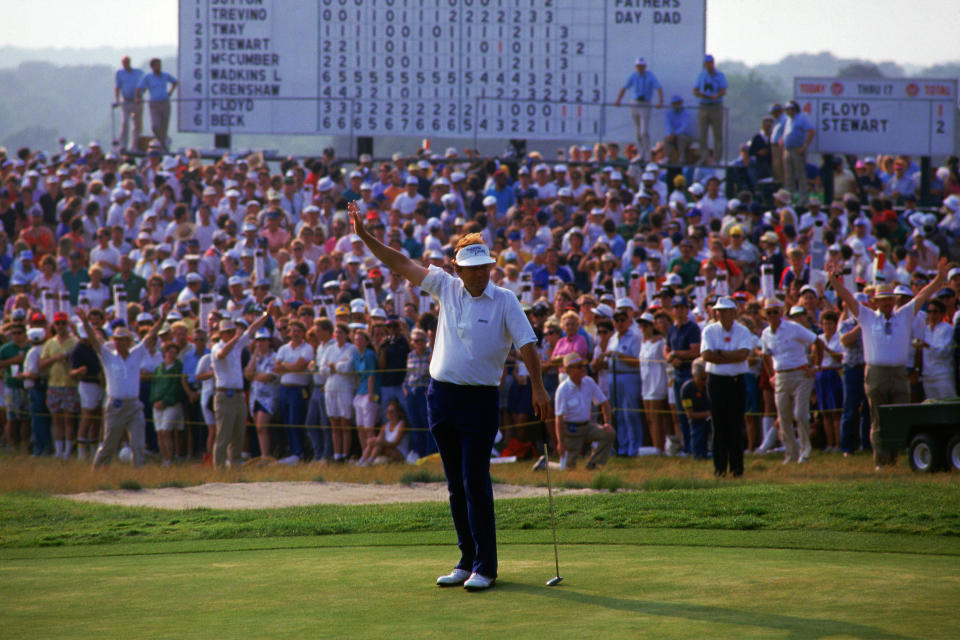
left=348, top=201, right=368, bottom=242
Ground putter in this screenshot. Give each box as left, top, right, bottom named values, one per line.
left=544, top=443, right=563, bottom=586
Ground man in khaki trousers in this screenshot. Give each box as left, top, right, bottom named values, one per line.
left=76, top=306, right=169, bottom=468
left=827, top=260, right=950, bottom=467
left=761, top=300, right=819, bottom=464
left=210, top=305, right=273, bottom=468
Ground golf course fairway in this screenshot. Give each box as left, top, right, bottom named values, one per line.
left=2, top=532, right=957, bottom=639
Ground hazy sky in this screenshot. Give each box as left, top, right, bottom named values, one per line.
left=1, top=0, right=957, bottom=68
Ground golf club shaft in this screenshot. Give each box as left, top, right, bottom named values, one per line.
left=544, top=443, right=560, bottom=578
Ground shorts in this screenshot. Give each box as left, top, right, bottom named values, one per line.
left=155, top=404, right=185, bottom=432
left=667, top=383, right=676, bottom=407
left=815, top=369, right=843, bottom=411
left=4, top=387, right=26, bottom=420
left=46, top=386, right=80, bottom=415
left=743, top=372, right=760, bottom=415
left=253, top=400, right=273, bottom=416
left=352, top=393, right=379, bottom=429
left=325, top=387, right=354, bottom=419
left=201, top=393, right=214, bottom=425
left=78, top=381, right=105, bottom=411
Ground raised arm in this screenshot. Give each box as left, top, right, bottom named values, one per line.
left=910, top=258, right=950, bottom=315
left=141, top=302, right=172, bottom=351
left=218, top=302, right=274, bottom=360
left=349, top=201, right=427, bottom=287
left=76, top=307, right=104, bottom=354
left=825, top=262, right=859, bottom=319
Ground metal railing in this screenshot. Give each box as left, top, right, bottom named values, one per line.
left=113, top=95, right=728, bottom=161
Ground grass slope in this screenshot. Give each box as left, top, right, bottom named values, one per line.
left=2, top=481, right=959, bottom=550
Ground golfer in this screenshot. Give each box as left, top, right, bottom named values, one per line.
left=349, top=202, right=549, bottom=591
left=76, top=305, right=170, bottom=468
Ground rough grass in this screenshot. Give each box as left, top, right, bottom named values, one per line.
left=2, top=480, right=959, bottom=550
left=1, top=448, right=954, bottom=495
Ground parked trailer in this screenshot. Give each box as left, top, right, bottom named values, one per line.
left=876, top=401, right=960, bottom=472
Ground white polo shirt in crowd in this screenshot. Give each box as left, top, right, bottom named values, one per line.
left=921, top=321, right=954, bottom=379
left=856, top=300, right=915, bottom=367
left=321, top=340, right=359, bottom=393
left=98, top=342, right=150, bottom=400
left=313, top=338, right=335, bottom=387
left=700, top=321, right=758, bottom=376
left=276, top=341, right=314, bottom=386
left=760, top=319, right=817, bottom=371
left=211, top=332, right=251, bottom=390
left=555, top=375, right=607, bottom=423
left=420, top=265, right=536, bottom=387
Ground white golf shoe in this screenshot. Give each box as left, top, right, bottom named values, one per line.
left=436, top=568, right=470, bottom=587
left=463, top=573, right=496, bottom=591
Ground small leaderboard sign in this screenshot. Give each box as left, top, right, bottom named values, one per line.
left=794, top=77, right=957, bottom=156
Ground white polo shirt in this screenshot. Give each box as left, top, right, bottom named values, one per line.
left=555, top=375, right=607, bottom=423
left=211, top=332, right=252, bottom=390
left=420, top=265, right=536, bottom=387
left=700, top=320, right=757, bottom=376
left=856, top=300, right=915, bottom=367
left=98, top=341, right=151, bottom=400
left=921, top=321, right=954, bottom=379
left=760, top=319, right=817, bottom=371
left=275, top=341, right=315, bottom=386
left=313, top=338, right=335, bottom=387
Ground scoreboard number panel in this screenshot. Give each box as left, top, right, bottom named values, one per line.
left=794, top=77, right=958, bottom=156
left=179, top=0, right=705, bottom=140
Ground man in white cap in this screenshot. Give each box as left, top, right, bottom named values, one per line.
left=393, top=176, right=424, bottom=217
left=77, top=305, right=170, bottom=467
left=348, top=201, right=547, bottom=591
left=700, top=296, right=758, bottom=476
left=606, top=298, right=644, bottom=456
left=210, top=303, right=274, bottom=468
left=760, top=298, right=818, bottom=463
left=826, top=259, right=950, bottom=468
left=614, top=56, right=663, bottom=161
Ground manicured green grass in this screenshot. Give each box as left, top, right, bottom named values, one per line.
left=2, top=537, right=958, bottom=639
left=3, top=481, right=959, bottom=549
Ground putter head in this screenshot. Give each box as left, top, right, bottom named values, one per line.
left=545, top=576, right=563, bottom=587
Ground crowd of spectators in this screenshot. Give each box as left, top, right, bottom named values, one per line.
left=1, top=69, right=959, bottom=471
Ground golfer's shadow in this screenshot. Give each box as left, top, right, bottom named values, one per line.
left=499, top=582, right=910, bottom=640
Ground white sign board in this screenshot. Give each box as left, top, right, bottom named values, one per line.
left=794, top=77, right=957, bottom=156
left=179, top=0, right=705, bottom=140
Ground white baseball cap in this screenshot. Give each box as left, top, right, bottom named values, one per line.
left=455, top=243, right=496, bottom=267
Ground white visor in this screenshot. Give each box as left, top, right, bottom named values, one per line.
left=455, top=243, right=496, bottom=267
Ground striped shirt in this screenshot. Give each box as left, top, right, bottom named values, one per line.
left=404, top=348, right=432, bottom=391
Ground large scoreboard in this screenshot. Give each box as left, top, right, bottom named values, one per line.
left=178, top=0, right=705, bottom=140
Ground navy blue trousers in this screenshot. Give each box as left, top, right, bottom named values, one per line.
left=673, top=369, right=693, bottom=454
left=305, top=387, right=332, bottom=460
left=840, top=365, right=870, bottom=454
left=427, top=379, right=500, bottom=578
left=277, top=386, right=307, bottom=458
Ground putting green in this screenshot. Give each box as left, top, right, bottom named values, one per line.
left=2, top=534, right=957, bottom=639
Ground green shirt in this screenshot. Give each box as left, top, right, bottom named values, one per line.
left=0, top=341, right=29, bottom=389
left=617, top=222, right=640, bottom=241
left=150, top=360, right=183, bottom=407
left=668, top=256, right=700, bottom=287
left=110, top=272, right=147, bottom=303
left=62, top=268, right=90, bottom=305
